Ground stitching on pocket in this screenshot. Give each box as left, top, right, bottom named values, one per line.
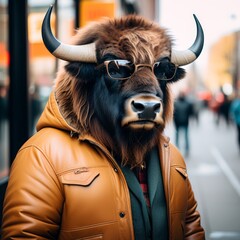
left=61, top=169, right=100, bottom=186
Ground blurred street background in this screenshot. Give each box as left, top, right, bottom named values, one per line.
left=165, top=106, right=240, bottom=240
left=163, top=1, right=240, bottom=238
left=1, top=0, right=240, bottom=239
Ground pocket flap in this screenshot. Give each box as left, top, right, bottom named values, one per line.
left=175, top=167, right=188, bottom=178
left=61, top=168, right=100, bottom=186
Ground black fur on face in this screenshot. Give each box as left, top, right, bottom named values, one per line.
left=62, top=54, right=185, bottom=167
left=65, top=62, right=97, bottom=84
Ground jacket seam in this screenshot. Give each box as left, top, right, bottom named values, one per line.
left=60, top=219, right=118, bottom=232
left=57, top=165, right=108, bottom=177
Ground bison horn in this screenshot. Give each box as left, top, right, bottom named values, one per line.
left=41, top=5, right=97, bottom=62
left=171, top=14, right=204, bottom=66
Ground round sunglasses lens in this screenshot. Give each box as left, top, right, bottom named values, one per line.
left=108, top=61, right=134, bottom=79
left=154, top=62, right=176, bottom=80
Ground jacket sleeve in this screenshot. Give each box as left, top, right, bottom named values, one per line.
left=184, top=179, right=205, bottom=240
left=1, top=145, right=64, bottom=239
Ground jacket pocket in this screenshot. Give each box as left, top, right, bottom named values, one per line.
left=175, top=167, right=188, bottom=178
left=61, top=168, right=100, bottom=186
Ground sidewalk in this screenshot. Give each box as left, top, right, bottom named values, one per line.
left=165, top=109, right=240, bottom=240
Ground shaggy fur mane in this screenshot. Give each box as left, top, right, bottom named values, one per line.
left=54, top=15, right=185, bottom=168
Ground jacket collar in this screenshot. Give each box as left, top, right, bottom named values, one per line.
left=119, top=142, right=169, bottom=205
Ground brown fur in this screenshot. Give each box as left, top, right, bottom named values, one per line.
left=55, top=15, right=180, bottom=168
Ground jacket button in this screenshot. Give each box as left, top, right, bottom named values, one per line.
left=119, top=212, right=125, bottom=218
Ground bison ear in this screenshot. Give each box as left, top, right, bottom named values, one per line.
left=167, top=67, right=186, bottom=83
left=64, top=62, right=97, bottom=83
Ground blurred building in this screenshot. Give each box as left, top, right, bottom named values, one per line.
left=205, top=30, right=240, bottom=96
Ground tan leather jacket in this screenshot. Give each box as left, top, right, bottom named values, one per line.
left=2, top=92, right=205, bottom=240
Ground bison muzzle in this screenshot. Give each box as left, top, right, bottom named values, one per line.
left=122, top=93, right=163, bottom=130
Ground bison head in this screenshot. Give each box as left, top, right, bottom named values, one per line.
left=42, top=6, right=204, bottom=167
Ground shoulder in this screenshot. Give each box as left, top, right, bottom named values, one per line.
left=23, top=128, right=74, bottom=148
left=20, top=128, right=76, bottom=158
left=18, top=128, right=84, bottom=174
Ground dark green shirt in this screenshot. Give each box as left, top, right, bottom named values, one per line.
left=121, top=147, right=168, bottom=240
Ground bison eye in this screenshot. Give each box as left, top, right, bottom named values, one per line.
left=97, top=60, right=135, bottom=80
left=107, top=60, right=134, bottom=79
left=153, top=61, right=177, bottom=81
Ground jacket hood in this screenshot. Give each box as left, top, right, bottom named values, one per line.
left=36, top=91, right=77, bottom=133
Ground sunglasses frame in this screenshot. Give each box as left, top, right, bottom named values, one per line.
left=97, top=59, right=178, bottom=81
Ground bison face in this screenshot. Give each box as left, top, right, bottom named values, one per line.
left=63, top=52, right=185, bottom=166
left=42, top=7, right=203, bottom=167
left=93, top=55, right=184, bottom=134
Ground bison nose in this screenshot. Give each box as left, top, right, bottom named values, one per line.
left=131, top=100, right=161, bottom=119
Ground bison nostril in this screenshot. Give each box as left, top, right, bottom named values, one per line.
left=132, top=101, right=145, bottom=112
left=131, top=100, right=161, bottom=119
left=154, top=103, right=160, bottom=113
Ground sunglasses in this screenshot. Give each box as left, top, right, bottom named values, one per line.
left=97, top=59, right=178, bottom=81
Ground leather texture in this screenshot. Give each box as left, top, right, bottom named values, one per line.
left=1, top=92, right=205, bottom=239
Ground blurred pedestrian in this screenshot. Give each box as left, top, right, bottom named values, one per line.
left=218, top=93, right=232, bottom=126
left=173, top=91, right=193, bottom=157
left=230, top=91, right=240, bottom=153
